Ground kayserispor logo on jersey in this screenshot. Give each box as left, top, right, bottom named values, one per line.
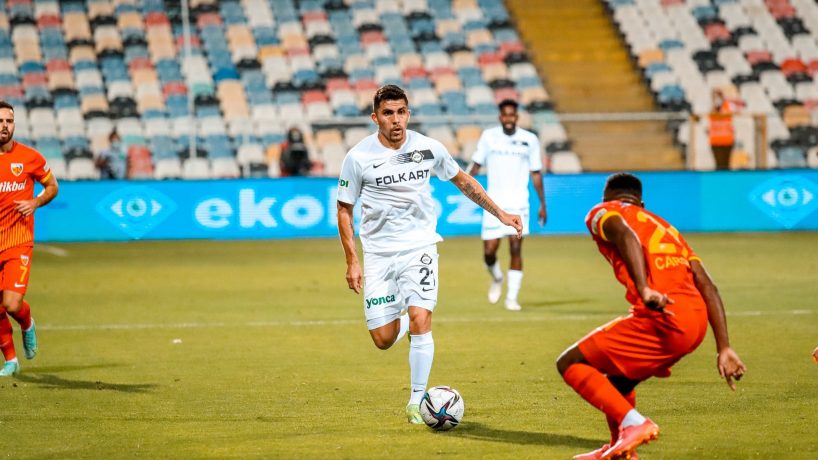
left=10, top=163, right=23, bottom=176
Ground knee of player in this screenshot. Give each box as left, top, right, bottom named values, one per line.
left=555, top=356, right=569, bottom=375
left=555, top=347, right=581, bottom=375
left=370, top=334, right=395, bottom=350
left=1, top=299, right=21, bottom=313
left=373, top=340, right=393, bottom=350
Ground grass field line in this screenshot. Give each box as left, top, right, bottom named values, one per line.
left=37, top=308, right=815, bottom=331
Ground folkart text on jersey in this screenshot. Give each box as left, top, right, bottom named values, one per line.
left=374, top=168, right=431, bottom=186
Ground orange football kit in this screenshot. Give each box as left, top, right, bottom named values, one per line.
left=0, top=141, right=52, bottom=294
left=580, top=200, right=709, bottom=381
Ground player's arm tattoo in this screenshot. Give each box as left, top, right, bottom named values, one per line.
left=452, top=171, right=502, bottom=218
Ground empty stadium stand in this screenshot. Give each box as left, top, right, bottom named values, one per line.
left=508, top=0, right=685, bottom=171
left=605, top=0, right=818, bottom=170
left=0, top=0, right=578, bottom=179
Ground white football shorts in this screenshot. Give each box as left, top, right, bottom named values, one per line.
left=481, top=206, right=530, bottom=240
left=362, top=244, right=439, bottom=330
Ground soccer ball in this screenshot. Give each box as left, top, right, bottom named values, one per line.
left=419, top=386, right=464, bottom=431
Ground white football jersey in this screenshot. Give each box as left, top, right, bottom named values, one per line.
left=337, top=130, right=461, bottom=254
left=472, top=126, right=542, bottom=209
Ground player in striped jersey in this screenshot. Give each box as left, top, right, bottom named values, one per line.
left=0, top=101, right=59, bottom=376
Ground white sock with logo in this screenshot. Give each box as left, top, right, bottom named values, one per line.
left=395, top=313, right=409, bottom=343
left=506, top=270, right=523, bottom=301
left=408, top=331, right=434, bottom=405
left=620, top=409, right=647, bottom=428
left=487, top=262, right=503, bottom=282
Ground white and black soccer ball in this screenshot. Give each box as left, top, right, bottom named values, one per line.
left=419, top=386, right=464, bottom=431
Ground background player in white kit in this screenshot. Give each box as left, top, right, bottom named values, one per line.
left=336, top=85, right=522, bottom=424
left=469, top=99, right=547, bottom=311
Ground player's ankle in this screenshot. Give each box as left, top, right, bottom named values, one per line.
left=620, top=409, right=647, bottom=428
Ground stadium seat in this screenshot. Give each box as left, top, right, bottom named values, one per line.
left=182, top=157, right=211, bottom=179
left=67, top=157, right=99, bottom=180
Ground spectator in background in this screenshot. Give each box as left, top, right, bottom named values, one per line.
left=96, top=131, right=127, bottom=179
left=708, top=89, right=735, bottom=170
left=280, top=127, right=312, bottom=176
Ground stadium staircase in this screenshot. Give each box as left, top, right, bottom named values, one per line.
left=506, top=0, right=684, bottom=171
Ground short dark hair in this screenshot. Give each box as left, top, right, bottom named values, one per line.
left=604, top=172, right=642, bottom=198
left=372, top=85, right=408, bottom=112
left=0, top=100, right=14, bottom=111
left=498, top=99, right=518, bottom=111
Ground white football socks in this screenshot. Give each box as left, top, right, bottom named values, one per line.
left=487, top=262, right=503, bottom=282
left=408, top=331, right=434, bottom=405
left=506, top=269, right=523, bottom=301
left=395, top=313, right=409, bottom=344
left=621, top=409, right=647, bottom=428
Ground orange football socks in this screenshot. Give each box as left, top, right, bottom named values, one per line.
left=562, top=364, right=633, bottom=426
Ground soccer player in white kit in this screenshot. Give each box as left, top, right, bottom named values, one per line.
left=469, top=99, right=547, bottom=311
left=337, top=85, right=522, bottom=424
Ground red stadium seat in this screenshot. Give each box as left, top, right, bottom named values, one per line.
left=46, top=59, right=71, bottom=73
left=37, top=14, right=61, bottom=29
left=162, top=81, right=187, bottom=97
left=360, top=31, right=386, bottom=45
left=499, top=41, right=526, bottom=56
left=780, top=58, right=808, bottom=77
left=127, top=146, right=154, bottom=179
left=302, top=90, right=329, bottom=105
left=354, top=80, right=378, bottom=92
left=704, top=24, right=731, bottom=42
left=478, top=52, right=505, bottom=66
left=493, top=87, right=519, bottom=104
left=301, top=11, right=328, bottom=23
left=196, top=13, right=223, bottom=28
left=128, top=57, right=154, bottom=72
left=325, top=78, right=352, bottom=92
left=745, top=50, right=773, bottom=65
left=0, top=86, right=23, bottom=98
left=22, top=73, right=48, bottom=88
left=145, top=12, right=170, bottom=27
left=401, top=67, right=428, bottom=80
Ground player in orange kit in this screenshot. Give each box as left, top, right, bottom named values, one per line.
left=0, top=101, right=59, bottom=376
left=556, top=173, right=746, bottom=460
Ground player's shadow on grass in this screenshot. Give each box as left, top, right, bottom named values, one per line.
left=450, top=422, right=599, bottom=449
left=23, top=363, right=124, bottom=374
left=13, top=373, right=157, bottom=393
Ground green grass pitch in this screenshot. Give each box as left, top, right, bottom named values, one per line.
left=2, top=233, right=816, bottom=459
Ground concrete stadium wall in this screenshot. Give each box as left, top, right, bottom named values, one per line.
left=35, top=170, right=818, bottom=242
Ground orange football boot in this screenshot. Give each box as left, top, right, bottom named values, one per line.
left=600, top=419, right=658, bottom=460
left=574, top=443, right=639, bottom=460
